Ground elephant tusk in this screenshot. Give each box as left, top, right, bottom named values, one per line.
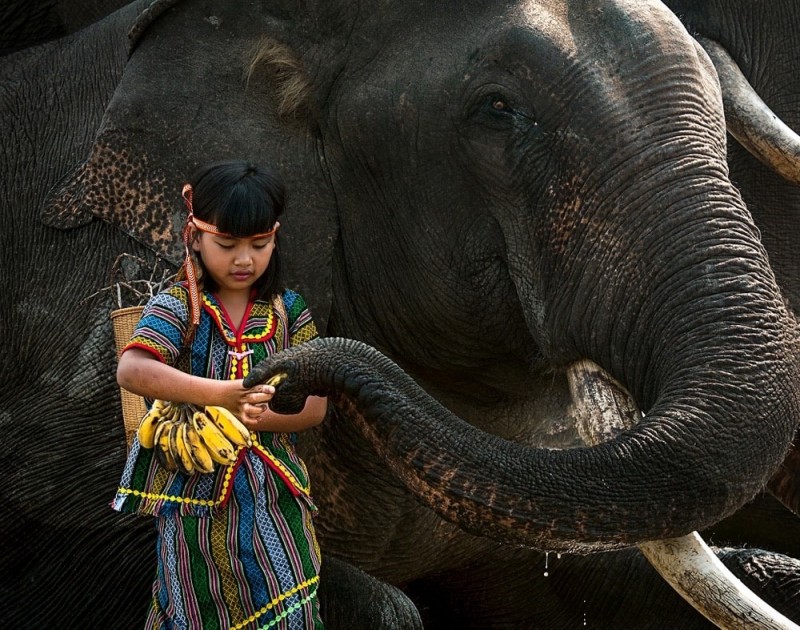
left=567, top=360, right=800, bottom=630
left=694, top=36, right=800, bottom=187
left=638, top=533, right=800, bottom=630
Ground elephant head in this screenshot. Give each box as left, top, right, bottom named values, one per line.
left=30, top=0, right=800, bottom=624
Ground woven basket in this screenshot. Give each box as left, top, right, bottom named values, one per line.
left=111, top=306, right=147, bottom=450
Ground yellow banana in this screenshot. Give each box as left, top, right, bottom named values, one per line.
left=265, top=373, right=288, bottom=387
left=137, top=400, right=170, bottom=449
left=172, top=420, right=195, bottom=475
left=205, top=406, right=252, bottom=447
left=192, top=411, right=238, bottom=466
left=182, top=422, right=216, bottom=474
left=167, top=403, right=182, bottom=423
left=154, top=419, right=179, bottom=472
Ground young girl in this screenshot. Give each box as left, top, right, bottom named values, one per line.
left=112, top=160, right=327, bottom=629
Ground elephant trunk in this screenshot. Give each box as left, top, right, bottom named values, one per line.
left=248, top=269, right=800, bottom=553
left=694, top=35, right=800, bottom=186
left=537, top=168, right=800, bottom=548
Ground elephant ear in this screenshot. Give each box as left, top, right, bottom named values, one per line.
left=39, top=0, right=189, bottom=242
left=42, top=130, right=180, bottom=257
left=39, top=0, right=183, bottom=233
left=40, top=0, right=337, bottom=330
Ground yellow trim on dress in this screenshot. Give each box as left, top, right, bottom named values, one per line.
left=229, top=576, right=319, bottom=630
left=117, top=438, right=310, bottom=507
left=116, top=446, right=244, bottom=507
left=250, top=436, right=312, bottom=497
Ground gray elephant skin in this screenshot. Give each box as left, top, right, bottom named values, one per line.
left=2, top=0, right=800, bottom=628
left=0, top=0, right=130, bottom=53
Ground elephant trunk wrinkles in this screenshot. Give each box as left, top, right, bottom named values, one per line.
left=247, top=304, right=800, bottom=552
left=640, top=264, right=799, bottom=523
left=553, top=180, right=800, bottom=546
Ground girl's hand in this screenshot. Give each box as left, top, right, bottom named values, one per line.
left=117, top=350, right=274, bottom=417
left=240, top=384, right=276, bottom=426
left=217, top=380, right=275, bottom=423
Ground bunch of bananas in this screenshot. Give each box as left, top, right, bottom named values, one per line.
left=137, top=400, right=253, bottom=474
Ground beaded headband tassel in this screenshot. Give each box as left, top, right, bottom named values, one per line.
left=180, top=183, right=279, bottom=327
left=181, top=183, right=203, bottom=328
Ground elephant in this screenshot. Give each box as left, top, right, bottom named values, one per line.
left=2, top=0, right=800, bottom=628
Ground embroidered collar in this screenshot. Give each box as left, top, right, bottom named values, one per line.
left=201, top=292, right=278, bottom=345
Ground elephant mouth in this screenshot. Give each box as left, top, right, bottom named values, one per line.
left=566, top=359, right=797, bottom=628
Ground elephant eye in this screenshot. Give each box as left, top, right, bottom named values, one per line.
left=473, top=92, right=539, bottom=132
left=490, top=96, right=513, bottom=113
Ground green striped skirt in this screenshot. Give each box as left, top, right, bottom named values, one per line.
left=145, top=451, right=323, bottom=629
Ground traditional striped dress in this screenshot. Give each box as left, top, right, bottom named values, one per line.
left=112, top=284, right=323, bottom=630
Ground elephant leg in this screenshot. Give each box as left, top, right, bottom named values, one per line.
left=318, top=555, right=423, bottom=630
left=1, top=499, right=155, bottom=629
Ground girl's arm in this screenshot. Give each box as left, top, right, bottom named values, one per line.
left=117, top=348, right=275, bottom=420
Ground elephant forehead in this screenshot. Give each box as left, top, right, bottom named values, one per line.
left=330, top=0, right=690, bottom=134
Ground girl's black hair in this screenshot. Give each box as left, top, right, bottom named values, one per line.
left=189, top=160, right=285, bottom=300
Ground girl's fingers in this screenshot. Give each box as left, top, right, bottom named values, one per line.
left=245, top=385, right=274, bottom=401
left=244, top=391, right=274, bottom=405
left=242, top=402, right=264, bottom=417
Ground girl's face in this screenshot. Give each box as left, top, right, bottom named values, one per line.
left=192, top=225, right=278, bottom=299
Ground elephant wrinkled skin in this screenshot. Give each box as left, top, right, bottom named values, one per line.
left=0, top=0, right=130, bottom=53
left=2, top=0, right=800, bottom=628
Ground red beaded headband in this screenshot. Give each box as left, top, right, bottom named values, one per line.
left=180, top=183, right=278, bottom=327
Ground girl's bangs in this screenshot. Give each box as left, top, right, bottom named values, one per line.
left=212, top=186, right=276, bottom=237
